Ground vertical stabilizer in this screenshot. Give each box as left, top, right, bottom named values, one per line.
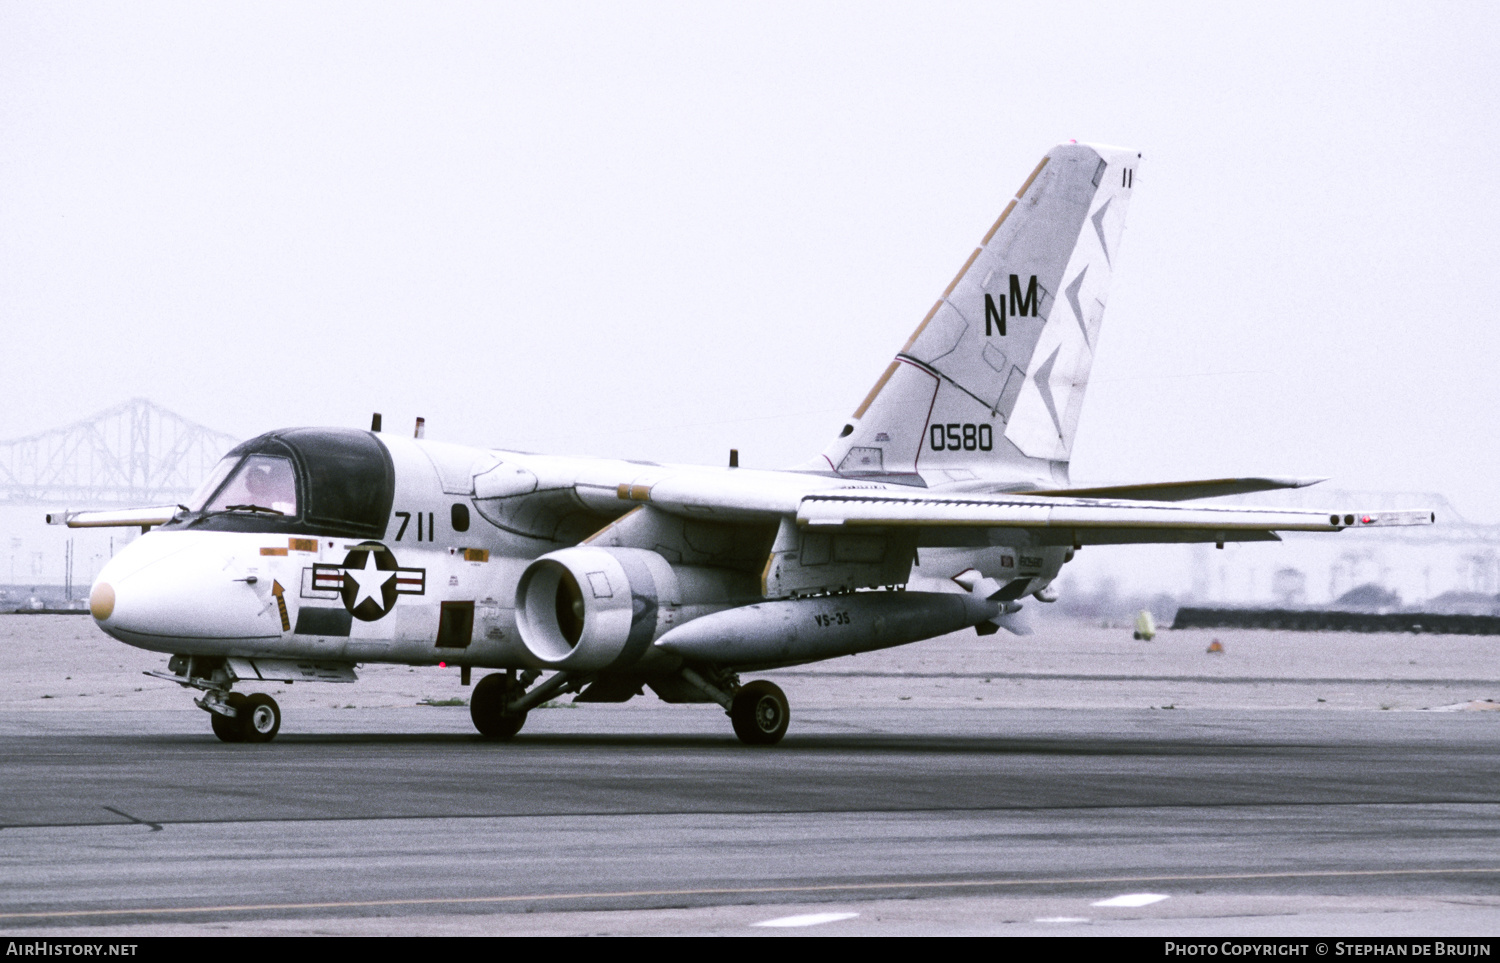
left=815, top=143, right=1139, bottom=489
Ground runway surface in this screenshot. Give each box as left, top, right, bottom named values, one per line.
left=4, top=703, right=1500, bottom=935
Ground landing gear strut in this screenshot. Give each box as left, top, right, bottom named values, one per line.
left=470, top=670, right=587, bottom=740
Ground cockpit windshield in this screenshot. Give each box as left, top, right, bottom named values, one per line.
left=198, top=455, right=299, bottom=516
left=168, top=428, right=394, bottom=539
left=186, top=456, right=239, bottom=512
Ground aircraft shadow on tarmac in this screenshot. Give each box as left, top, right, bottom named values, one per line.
left=79, top=729, right=1370, bottom=759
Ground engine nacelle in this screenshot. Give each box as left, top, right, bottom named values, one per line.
left=514, top=547, right=680, bottom=671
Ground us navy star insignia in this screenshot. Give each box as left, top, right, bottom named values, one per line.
left=345, top=552, right=395, bottom=611
left=313, top=542, right=427, bottom=622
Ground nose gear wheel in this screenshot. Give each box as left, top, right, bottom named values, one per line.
left=208, top=692, right=281, bottom=743
left=241, top=693, right=281, bottom=743
left=211, top=693, right=249, bottom=743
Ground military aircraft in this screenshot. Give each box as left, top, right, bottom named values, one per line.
left=54, top=142, right=1432, bottom=745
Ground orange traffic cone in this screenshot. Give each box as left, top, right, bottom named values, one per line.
left=1206, top=639, right=1224, bottom=654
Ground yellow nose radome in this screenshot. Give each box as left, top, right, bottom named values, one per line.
left=90, top=582, right=115, bottom=621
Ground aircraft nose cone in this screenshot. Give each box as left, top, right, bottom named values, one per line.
left=91, top=533, right=281, bottom=648
left=89, top=581, right=115, bottom=621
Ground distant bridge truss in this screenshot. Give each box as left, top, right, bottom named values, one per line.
left=0, top=398, right=239, bottom=506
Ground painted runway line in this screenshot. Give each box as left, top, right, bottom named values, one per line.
left=1093, top=893, right=1170, bottom=907
left=754, top=912, right=859, bottom=928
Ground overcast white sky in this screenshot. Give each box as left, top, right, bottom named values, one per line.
left=4, top=2, right=1498, bottom=519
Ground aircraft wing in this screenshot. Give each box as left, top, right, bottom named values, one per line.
left=795, top=492, right=1434, bottom=541
left=598, top=469, right=1434, bottom=546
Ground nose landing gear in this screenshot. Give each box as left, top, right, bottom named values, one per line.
left=204, top=690, right=282, bottom=743
left=142, top=656, right=287, bottom=743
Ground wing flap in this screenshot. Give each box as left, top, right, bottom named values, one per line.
left=1027, top=476, right=1326, bottom=502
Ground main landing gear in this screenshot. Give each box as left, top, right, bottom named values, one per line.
left=470, top=673, right=528, bottom=739
left=468, top=668, right=792, bottom=746
left=680, top=667, right=791, bottom=746
left=728, top=680, right=790, bottom=746
left=469, top=668, right=574, bottom=740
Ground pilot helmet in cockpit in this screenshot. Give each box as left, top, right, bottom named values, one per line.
left=239, top=456, right=297, bottom=515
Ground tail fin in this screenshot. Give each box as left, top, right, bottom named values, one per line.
left=815, top=142, right=1139, bottom=488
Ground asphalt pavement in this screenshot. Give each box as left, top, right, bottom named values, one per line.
left=3, top=615, right=1500, bottom=935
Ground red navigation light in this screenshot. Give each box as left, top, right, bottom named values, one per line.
left=438, top=661, right=447, bottom=668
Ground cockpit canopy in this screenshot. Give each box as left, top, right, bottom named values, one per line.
left=170, top=428, right=394, bottom=539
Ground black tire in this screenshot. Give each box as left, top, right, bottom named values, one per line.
left=240, top=693, right=281, bottom=743
left=211, top=692, right=249, bottom=743
left=471, top=673, right=527, bottom=739
left=211, top=708, right=243, bottom=742
left=730, top=680, right=789, bottom=746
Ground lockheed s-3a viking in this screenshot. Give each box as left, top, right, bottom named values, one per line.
left=54, top=143, right=1432, bottom=745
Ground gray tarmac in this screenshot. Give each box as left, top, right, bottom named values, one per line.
left=3, top=615, right=1500, bottom=936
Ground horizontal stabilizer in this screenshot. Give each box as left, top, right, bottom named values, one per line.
left=1028, top=477, right=1326, bottom=502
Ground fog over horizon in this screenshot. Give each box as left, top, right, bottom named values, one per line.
left=4, top=3, right=1498, bottom=521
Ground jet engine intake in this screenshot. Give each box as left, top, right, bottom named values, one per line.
left=514, top=547, right=679, bottom=671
